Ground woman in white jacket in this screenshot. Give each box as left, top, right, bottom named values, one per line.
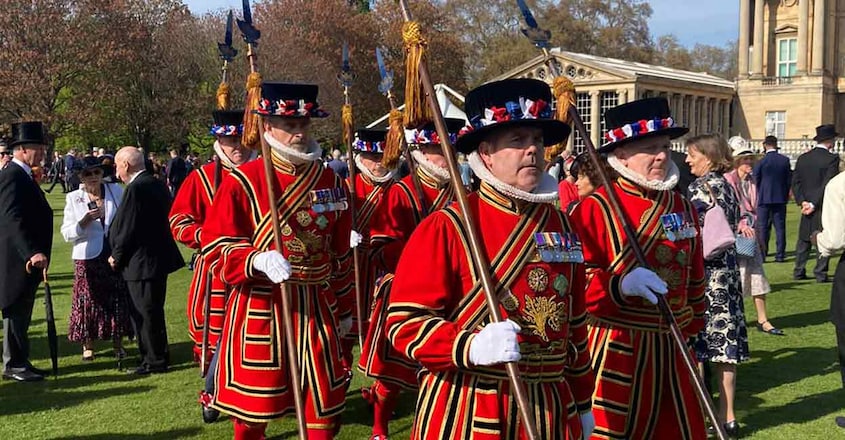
left=60, top=157, right=133, bottom=361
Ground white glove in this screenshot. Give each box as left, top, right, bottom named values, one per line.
left=339, top=317, right=353, bottom=338
left=350, top=230, right=363, bottom=249
left=252, top=251, right=291, bottom=284
left=468, top=320, right=521, bottom=366
left=580, top=411, right=595, bottom=440
left=620, top=267, right=668, bottom=305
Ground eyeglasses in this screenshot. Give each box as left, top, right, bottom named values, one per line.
left=0, top=152, right=9, bottom=157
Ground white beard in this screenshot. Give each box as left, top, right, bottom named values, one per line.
left=467, top=152, right=559, bottom=204
left=607, top=153, right=679, bottom=191
left=263, top=131, right=322, bottom=165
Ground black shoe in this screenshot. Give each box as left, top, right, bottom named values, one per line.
left=836, top=416, right=845, bottom=428
left=126, top=365, right=167, bottom=376
left=3, top=369, right=44, bottom=382
left=26, top=365, right=50, bottom=376
left=724, top=420, right=739, bottom=438
left=202, top=405, right=220, bottom=423
left=817, top=276, right=830, bottom=283
left=793, top=273, right=807, bottom=280
left=774, top=257, right=786, bottom=263
left=756, top=320, right=785, bottom=336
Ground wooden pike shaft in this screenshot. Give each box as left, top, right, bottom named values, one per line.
left=257, top=123, right=309, bottom=439
left=386, top=90, right=428, bottom=215
left=343, top=87, right=366, bottom=349
left=396, top=2, right=539, bottom=439
left=541, top=48, right=728, bottom=440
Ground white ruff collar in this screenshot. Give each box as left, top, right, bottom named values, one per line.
left=411, top=149, right=450, bottom=183
left=355, top=154, right=395, bottom=184
left=607, top=153, right=679, bottom=191
left=468, top=152, right=559, bottom=204
left=213, top=140, right=258, bottom=169
left=263, top=131, right=322, bottom=165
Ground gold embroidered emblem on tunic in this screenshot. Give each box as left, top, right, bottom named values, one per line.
left=655, top=266, right=682, bottom=289
left=522, top=295, right=566, bottom=342
left=527, top=267, right=549, bottom=292
left=296, top=210, right=313, bottom=227
left=281, top=224, right=293, bottom=237
left=501, top=291, right=520, bottom=312
left=655, top=245, right=673, bottom=265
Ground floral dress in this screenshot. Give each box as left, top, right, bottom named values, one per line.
left=689, top=172, right=750, bottom=364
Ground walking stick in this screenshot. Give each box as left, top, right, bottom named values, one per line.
left=394, top=2, right=539, bottom=438
left=376, top=47, right=429, bottom=215
left=516, top=2, right=727, bottom=438
left=238, top=0, right=307, bottom=437
left=338, top=42, right=366, bottom=348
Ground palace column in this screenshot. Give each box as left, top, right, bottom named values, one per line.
left=812, top=0, right=826, bottom=73
left=798, top=0, right=810, bottom=74
left=752, top=0, right=764, bottom=77
left=590, top=90, right=601, bottom=147
left=739, top=0, right=751, bottom=78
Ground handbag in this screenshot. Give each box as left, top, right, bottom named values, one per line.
left=701, top=182, right=736, bottom=260
left=735, top=234, right=757, bottom=258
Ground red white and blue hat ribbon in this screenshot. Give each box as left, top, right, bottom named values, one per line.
left=405, top=127, right=458, bottom=146
left=256, top=98, right=329, bottom=118
left=467, top=97, right=552, bottom=130
left=352, top=138, right=385, bottom=153
left=210, top=124, right=243, bottom=136
left=604, top=117, right=676, bottom=143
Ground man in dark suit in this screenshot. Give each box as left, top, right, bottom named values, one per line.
left=754, top=135, right=792, bottom=262
left=109, top=146, right=184, bottom=375
left=792, top=125, right=841, bottom=282
left=166, top=149, right=188, bottom=198
left=0, top=121, right=53, bottom=382
left=670, top=149, right=694, bottom=198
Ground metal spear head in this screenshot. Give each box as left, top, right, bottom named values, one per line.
left=217, top=10, right=238, bottom=62
left=237, top=0, right=261, bottom=45
left=516, top=0, right=551, bottom=49
left=337, top=41, right=356, bottom=88
left=375, top=47, right=393, bottom=96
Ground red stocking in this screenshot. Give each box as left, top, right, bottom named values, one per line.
left=232, top=419, right=266, bottom=440
left=372, top=381, right=401, bottom=437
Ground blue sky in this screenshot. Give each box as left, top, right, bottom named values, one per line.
left=184, top=0, right=739, bottom=48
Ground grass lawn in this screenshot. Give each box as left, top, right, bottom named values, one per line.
left=0, top=188, right=842, bottom=439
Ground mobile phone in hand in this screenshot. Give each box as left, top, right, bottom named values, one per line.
left=88, top=201, right=98, bottom=210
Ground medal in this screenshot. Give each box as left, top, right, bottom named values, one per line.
left=553, top=275, right=569, bottom=296
left=660, top=213, right=678, bottom=242
left=570, top=233, right=584, bottom=263
left=551, top=233, right=564, bottom=263
left=315, top=215, right=329, bottom=230
left=527, top=267, right=550, bottom=292
left=534, top=233, right=553, bottom=263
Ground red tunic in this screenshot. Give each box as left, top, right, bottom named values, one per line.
left=358, top=166, right=453, bottom=388
left=386, top=182, right=594, bottom=439
left=169, top=161, right=231, bottom=358
left=201, top=155, right=353, bottom=425
left=345, top=173, right=392, bottom=341
left=569, top=177, right=707, bottom=440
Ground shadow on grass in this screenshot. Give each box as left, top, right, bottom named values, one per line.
left=47, top=427, right=202, bottom=440
left=0, top=381, right=154, bottom=416
left=742, top=388, right=844, bottom=436
left=770, top=308, right=831, bottom=330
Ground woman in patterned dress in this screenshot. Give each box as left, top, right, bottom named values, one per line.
left=686, top=134, right=749, bottom=437
left=60, top=157, right=133, bottom=361
left=726, top=136, right=783, bottom=336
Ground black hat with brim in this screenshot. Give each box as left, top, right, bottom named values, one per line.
left=598, top=97, right=688, bottom=154
left=353, top=128, right=388, bottom=154
left=253, top=82, right=329, bottom=119
left=813, top=124, right=839, bottom=142
left=211, top=110, right=245, bottom=137
left=10, top=121, right=47, bottom=148
left=77, top=155, right=105, bottom=175
left=455, top=78, right=571, bottom=154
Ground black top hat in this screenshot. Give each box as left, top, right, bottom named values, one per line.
left=353, top=128, right=388, bottom=154
left=455, top=78, right=570, bottom=154
left=813, top=124, right=839, bottom=142
left=211, top=110, right=245, bottom=137
left=599, top=97, right=688, bottom=153
left=406, top=118, right=468, bottom=147
left=10, top=121, right=47, bottom=148
left=254, top=82, right=329, bottom=118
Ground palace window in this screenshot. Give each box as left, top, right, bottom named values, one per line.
left=765, top=111, right=786, bottom=139
left=777, top=38, right=797, bottom=78
left=573, top=92, right=591, bottom=152
left=599, top=91, right=618, bottom=136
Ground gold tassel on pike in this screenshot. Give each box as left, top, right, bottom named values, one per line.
left=381, top=108, right=404, bottom=170
left=402, top=21, right=432, bottom=129
left=341, top=104, right=354, bottom=149
left=242, top=71, right=263, bottom=149
left=216, top=81, right=230, bottom=110
left=546, top=76, right=576, bottom=162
